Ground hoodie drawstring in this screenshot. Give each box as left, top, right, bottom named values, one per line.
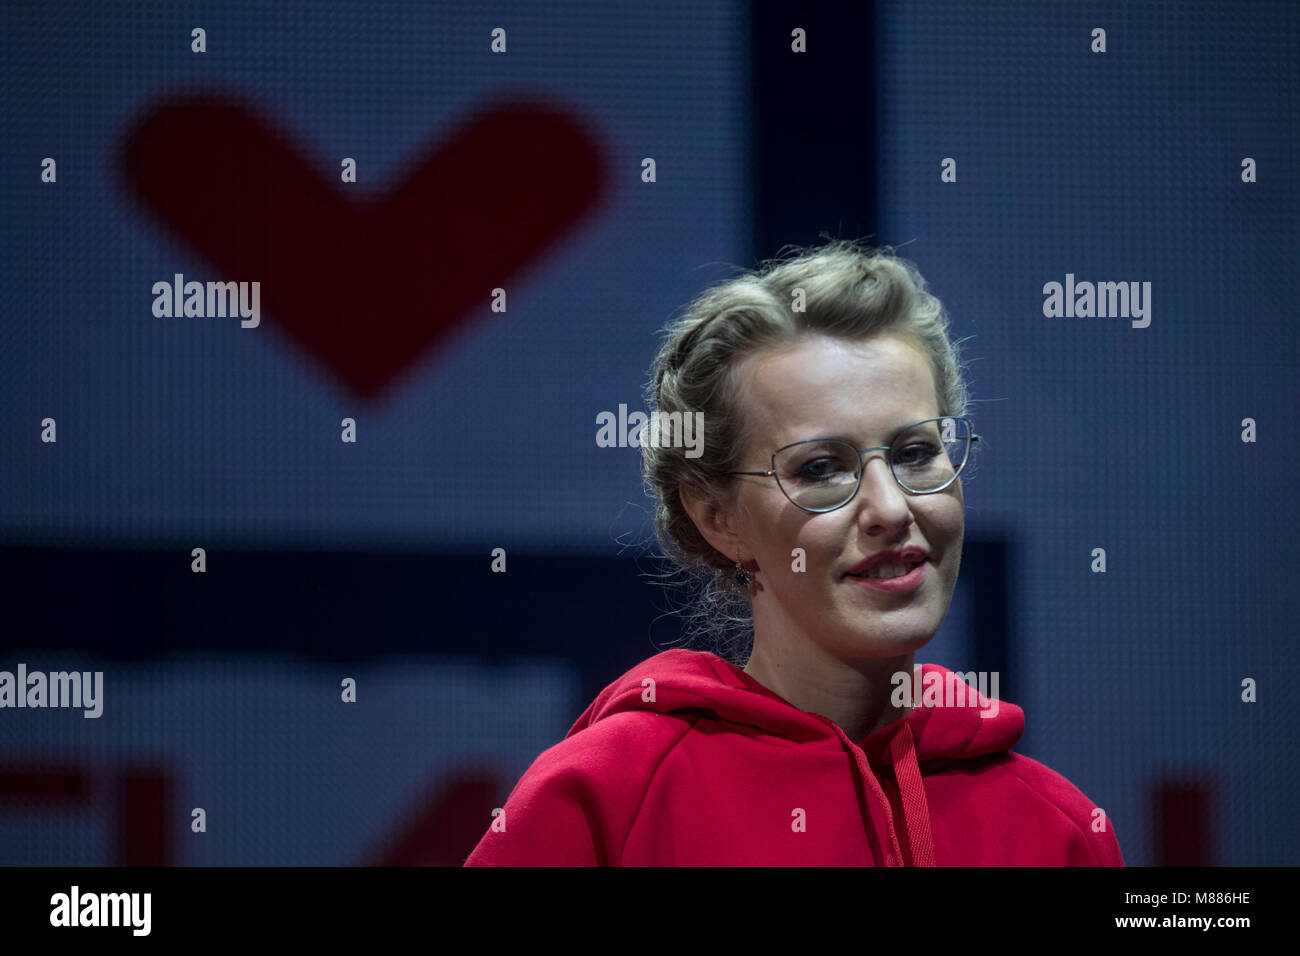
left=814, top=714, right=935, bottom=866
left=889, top=721, right=935, bottom=866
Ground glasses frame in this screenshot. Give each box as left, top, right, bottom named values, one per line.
left=727, top=417, right=980, bottom=514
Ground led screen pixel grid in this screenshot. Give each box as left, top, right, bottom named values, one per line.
left=1, top=0, right=750, bottom=555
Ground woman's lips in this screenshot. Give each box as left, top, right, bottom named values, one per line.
left=845, top=560, right=927, bottom=593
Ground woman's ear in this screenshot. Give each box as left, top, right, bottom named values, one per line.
left=679, top=482, right=739, bottom=562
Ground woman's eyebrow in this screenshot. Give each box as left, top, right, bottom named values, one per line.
left=786, top=418, right=934, bottom=446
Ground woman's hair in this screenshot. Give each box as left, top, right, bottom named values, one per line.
left=640, top=239, right=973, bottom=665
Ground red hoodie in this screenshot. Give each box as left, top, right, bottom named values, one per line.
left=464, top=649, right=1124, bottom=866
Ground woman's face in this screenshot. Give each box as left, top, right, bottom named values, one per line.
left=724, top=333, right=965, bottom=660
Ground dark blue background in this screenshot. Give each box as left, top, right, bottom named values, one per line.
left=2, top=0, right=1296, bottom=865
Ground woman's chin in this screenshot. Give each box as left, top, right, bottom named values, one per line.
left=829, top=627, right=936, bottom=660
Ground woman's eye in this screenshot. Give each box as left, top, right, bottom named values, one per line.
left=896, top=443, right=940, bottom=465
left=795, top=458, right=848, bottom=481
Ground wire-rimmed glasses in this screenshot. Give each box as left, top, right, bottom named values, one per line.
left=727, top=417, right=979, bottom=514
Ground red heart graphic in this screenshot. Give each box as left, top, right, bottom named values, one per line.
left=120, top=92, right=607, bottom=400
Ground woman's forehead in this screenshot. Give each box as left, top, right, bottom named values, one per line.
left=736, top=336, right=939, bottom=444
left=742, top=334, right=930, bottom=389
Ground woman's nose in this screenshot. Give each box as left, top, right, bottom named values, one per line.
left=855, top=455, right=912, bottom=525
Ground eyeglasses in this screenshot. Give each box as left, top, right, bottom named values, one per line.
left=727, top=417, right=979, bottom=514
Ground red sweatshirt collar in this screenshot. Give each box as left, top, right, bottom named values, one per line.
left=709, top=655, right=940, bottom=865
left=568, top=649, right=1022, bottom=867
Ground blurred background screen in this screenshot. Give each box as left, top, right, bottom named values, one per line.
left=1, top=0, right=1296, bottom=867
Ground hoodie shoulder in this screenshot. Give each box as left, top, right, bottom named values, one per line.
left=464, top=707, right=697, bottom=866
left=997, top=751, right=1126, bottom=865
left=466, top=649, right=734, bottom=866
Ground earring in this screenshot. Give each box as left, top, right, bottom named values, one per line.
left=734, top=549, right=751, bottom=586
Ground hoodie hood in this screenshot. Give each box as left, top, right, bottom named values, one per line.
left=566, top=648, right=1024, bottom=866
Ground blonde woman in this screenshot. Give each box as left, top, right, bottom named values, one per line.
left=467, top=240, right=1124, bottom=866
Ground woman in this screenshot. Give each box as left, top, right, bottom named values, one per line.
left=465, top=240, right=1124, bottom=866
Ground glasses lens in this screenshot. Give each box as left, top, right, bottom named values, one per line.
left=892, top=418, right=969, bottom=492
left=773, top=439, right=862, bottom=511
